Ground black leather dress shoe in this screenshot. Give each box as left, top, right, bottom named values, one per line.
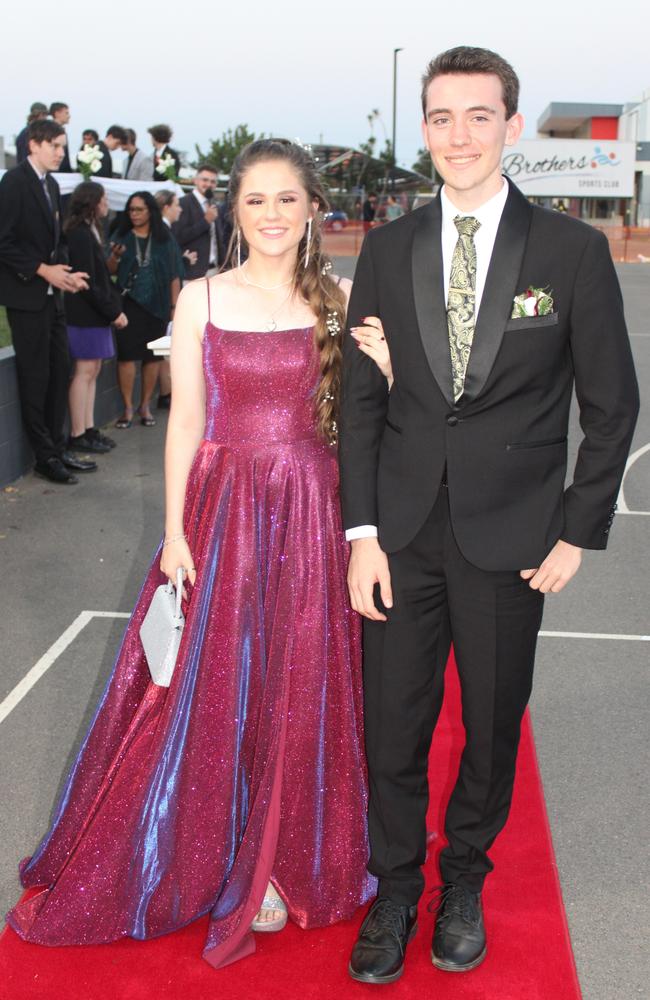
left=34, top=456, right=78, bottom=484
left=61, top=451, right=97, bottom=473
left=86, top=427, right=116, bottom=449
left=68, top=434, right=111, bottom=454
left=431, top=884, right=486, bottom=972
left=349, top=897, right=418, bottom=985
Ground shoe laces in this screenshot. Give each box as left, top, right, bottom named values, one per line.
left=364, top=898, right=410, bottom=940
left=427, top=884, right=479, bottom=925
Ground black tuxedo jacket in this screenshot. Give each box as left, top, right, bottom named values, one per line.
left=172, top=193, right=225, bottom=278
left=94, top=141, right=114, bottom=178
left=63, top=225, right=122, bottom=326
left=0, top=161, right=66, bottom=311
left=58, top=129, right=72, bottom=173
left=339, top=180, right=639, bottom=571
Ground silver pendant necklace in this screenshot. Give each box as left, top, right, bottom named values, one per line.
left=134, top=231, right=152, bottom=268
left=265, top=287, right=295, bottom=332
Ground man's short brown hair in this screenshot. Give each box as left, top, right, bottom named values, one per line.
left=421, top=46, right=519, bottom=120
left=148, top=124, right=173, bottom=144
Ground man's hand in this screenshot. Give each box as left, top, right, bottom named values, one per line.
left=204, top=204, right=218, bottom=224
left=520, top=540, right=582, bottom=593
left=37, top=263, right=89, bottom=293
left=348, top=537, right=393, bottom=621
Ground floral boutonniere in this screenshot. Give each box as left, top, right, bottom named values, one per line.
left=156, top=154, right=178, bottom=182
left=511, top=286, right=554, bottom=319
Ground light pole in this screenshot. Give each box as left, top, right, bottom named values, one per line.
left=392, top=47, right=403, bottom=187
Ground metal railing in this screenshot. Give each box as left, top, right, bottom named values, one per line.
left=323, top=219, right=650, bottom=262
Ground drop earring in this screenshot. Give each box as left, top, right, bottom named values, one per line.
left=236, top=227, right=242, bottom=269
left=304, top=217, right=313, bottom=269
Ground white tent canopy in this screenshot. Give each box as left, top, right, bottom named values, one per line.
left=0, top=171, right=184, bottom=211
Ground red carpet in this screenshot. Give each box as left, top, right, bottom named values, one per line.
left=0, top=659, right=582, bottom=1000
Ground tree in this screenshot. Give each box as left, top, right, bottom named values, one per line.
left=412, top=147, right=439, bottom=182
left=193, top=125, right=264, bottom=175
left=356, top=110, right=394, bottom=191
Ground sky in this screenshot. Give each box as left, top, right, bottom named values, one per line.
left=2, top=0, right=648, bottom=173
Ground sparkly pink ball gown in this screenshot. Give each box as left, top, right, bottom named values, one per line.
left=7, top=283, right=375, bottom=968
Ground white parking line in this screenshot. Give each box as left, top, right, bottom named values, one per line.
left=617, top=442, right=650, bottom=515
left=0, top=612, right=130, bottom=727
left=539, top=630, right=649, bottom=641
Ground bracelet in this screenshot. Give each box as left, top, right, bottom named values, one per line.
left=163, top=533, right=185, bottom=547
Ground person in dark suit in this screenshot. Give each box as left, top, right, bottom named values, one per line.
left=0, top=120, right=96, bottom=484
left=15, top=102, right=48, bottom=163
left=172, top=163, right=224, bottom=279
left=92, top=125, right=127, bottom=179
left=148, top=124, right=181, bottom=181
left=49, top=103, right=72, bottom=173
left=341, top=46, right=639, bottom=985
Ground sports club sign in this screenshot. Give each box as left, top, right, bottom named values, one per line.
left=502, top=140, right=636, bottom=197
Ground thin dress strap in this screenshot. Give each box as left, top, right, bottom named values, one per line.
left=205, top=276, right=211, bottom=323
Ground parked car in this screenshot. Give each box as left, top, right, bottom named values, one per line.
left=324, top=209, right=348, bottom=230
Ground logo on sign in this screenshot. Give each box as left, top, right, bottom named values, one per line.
left=591, top=146, right=620, bottom=168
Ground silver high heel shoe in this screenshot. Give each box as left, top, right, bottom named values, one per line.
left=251, top=881, right=288, bottom=933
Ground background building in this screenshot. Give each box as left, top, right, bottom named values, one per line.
left=530, top=100, right=650, bottom=225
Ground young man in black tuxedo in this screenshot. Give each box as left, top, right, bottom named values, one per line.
left=172, top=163, right=225, bottom=280
left=0, top=119, right=94, bottom=484
left=94, top=125, right=127, bottom=179
left=149, top=124, right=182, bottom=181
left=340, top=47, right=639, bottom=985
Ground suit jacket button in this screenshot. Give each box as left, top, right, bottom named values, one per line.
left=446, top=414, right=459, bottom=427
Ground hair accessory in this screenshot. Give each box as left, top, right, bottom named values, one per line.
left=304, top=217, right=313, bottom=269
left=293, top=137, right=313, bottom=156
left=321, top=260, right=333, bottom=276
left=326, top=310, right=341, bottom=337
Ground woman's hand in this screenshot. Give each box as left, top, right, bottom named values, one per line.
left=113, top=312, right=128, bottom=329
left=350, top=316, right=393, bottom=387
left=160, top=537, right=197, bottom=599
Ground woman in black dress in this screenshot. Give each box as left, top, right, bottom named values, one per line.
left=64, top=182, right=127, bottom=453
left=110, top=191, right=181, bottom=428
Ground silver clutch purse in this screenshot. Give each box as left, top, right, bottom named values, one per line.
left=139, top=568, right=185, bottom=687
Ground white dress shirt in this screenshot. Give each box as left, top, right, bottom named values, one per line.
left=192, top=189, right=218, bottom=265
left=345, top=180, right=509, bottom=542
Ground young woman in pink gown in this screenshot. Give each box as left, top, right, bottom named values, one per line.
left=7, top=140, right=393, bottom=968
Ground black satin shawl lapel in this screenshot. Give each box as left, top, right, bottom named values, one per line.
left=461, top=181, right=533, bottom=403
left=411, top=197, right=454, bottom=406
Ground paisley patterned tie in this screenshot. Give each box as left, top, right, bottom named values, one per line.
left=447, top=215, right=481, bottom=401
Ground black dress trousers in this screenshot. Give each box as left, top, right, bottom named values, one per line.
left=7, top=297, right=70, bottom=463
left=362, top=485, right=544, bottom=905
